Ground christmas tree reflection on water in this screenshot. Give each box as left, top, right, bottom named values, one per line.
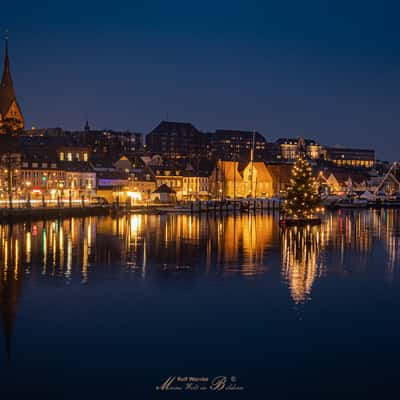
left=281, top=225, right=325, bottom=304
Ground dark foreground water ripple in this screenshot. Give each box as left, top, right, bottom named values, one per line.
left=0, top=210, right=399, bottom=399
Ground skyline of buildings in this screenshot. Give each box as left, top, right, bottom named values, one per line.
left=0, top=34, right=394, bottom=206
left=0, top=34, right=388, bottom=163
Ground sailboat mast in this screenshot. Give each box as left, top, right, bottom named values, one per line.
left=250, top=130, right=255, bottom=197
left=233, top=154, right=236, bottom=200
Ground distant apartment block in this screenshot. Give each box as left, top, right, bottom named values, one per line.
left=146, top=121, right=205, bottom=157
left=206, top=129, right=266, bottom=159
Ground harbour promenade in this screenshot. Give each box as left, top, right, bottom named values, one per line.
left=0, top=204, right=110, bottom=222
left=0, top=198, right=283, bottom=222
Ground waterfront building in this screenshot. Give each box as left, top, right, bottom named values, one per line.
left=182, top=171, right=210, bottom=200
left=146, top=121, right=205, bottom=157
left=20, top=158, right=96, bottom=204
left=63, top=162, right=96, bottom=198
left=17, top=136, right=95, bottom=201
left=209, top=160, right=243, bottom=199
left=210, top=159, right=292, bottom=198
left=96, top=171, right=130, bottom=204
left=319, top=170, right=370, bottom=194
left=93, top=155, right=156, bottom=203
left=0, top=36, right=24, bottom=133
left=371, top=163, right=400, bottom=194
left=241, top=161, right=274, bottom=197
left=264, top=163, right=293, bottom=195
left=150, top=184, right=176, bottom=203
left=20, top=159, right=65, bottom=194
left=150, top=165, right=184, bottom=198
left=128, top=170, right=156, bottom=201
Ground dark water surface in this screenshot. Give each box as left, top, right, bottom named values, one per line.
left=0, top=210, right=400, bottom=399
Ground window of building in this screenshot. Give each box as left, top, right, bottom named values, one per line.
left=59, top=152, right=64, bottom=161
left=67, top=152, right=72, bottom=161
left=83, top=153, right=88, bottom=162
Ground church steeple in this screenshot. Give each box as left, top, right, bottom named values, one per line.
left=0, top=33, right=16, bottom=111
left=0, top=31, right=24, bottom=133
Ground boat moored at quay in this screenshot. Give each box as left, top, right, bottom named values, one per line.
left=322, top=193, right=400, bottom=209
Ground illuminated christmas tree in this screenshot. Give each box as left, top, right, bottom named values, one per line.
left=283, top=156, right=320, bottom=220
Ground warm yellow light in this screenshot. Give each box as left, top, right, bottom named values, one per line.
left=127, top=191, right=142, bottom=201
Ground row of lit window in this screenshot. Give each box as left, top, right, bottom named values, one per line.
left=157, top=170, right=181, bottom=176
left=59, top=152, right=89, bottom=162
left=333, top=159, right=374, bottom=167
left=183, top=177, right=208, bottom=183
left=22, top=162, right=58, bottom=169
left=22, top=171, right=65, bottom=178
left=158, top=179, right=181, bottom=187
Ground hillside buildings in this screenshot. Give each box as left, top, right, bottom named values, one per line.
left=324, top=147, right=375, bottom=168
left=146, top=121, right=205, bottom=157
left=0, top=36, right=383, bottom=205
left=206, top=129, right=266, bottom=160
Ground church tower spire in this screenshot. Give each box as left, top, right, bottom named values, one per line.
left=0, top=31, right=24, bottom=133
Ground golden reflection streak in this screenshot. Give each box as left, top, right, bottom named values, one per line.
left=59, top=225, right=64, bottom=270
left=281, top=226, right=324, bottom=304
left=66, top=234, right=72, bottom=279
left=42, top=227, right=47, bottom=275
left=25, top=231, right=31, bottom=264
left=3, top=237, right=8, bottom=279
left=0, top=211, right=398, bottom=288
left=13, top=239, right=19, bottom=280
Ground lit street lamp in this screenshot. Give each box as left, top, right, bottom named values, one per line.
left=26, top=181, right=31, bottom=208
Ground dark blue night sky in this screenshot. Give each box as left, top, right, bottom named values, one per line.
left=1, top=0, right=399, bottom=160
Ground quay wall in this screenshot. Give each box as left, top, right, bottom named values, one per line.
left=0, top=206, right=111, bottom=223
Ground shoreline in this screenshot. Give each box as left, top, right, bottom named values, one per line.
left=0, top=205, right=111, bottom=223
left=0, top=202, right=397, bottom=224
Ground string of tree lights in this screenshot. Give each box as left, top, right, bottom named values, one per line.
left=282, top=156, right=321, bottom=225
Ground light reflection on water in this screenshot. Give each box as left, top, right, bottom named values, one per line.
left=0, top=209, right=400, bottom=396
left=0, top=210, right=399, bottom=300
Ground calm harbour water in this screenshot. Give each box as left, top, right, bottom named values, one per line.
left=0, top=210, right=400, bottom=399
